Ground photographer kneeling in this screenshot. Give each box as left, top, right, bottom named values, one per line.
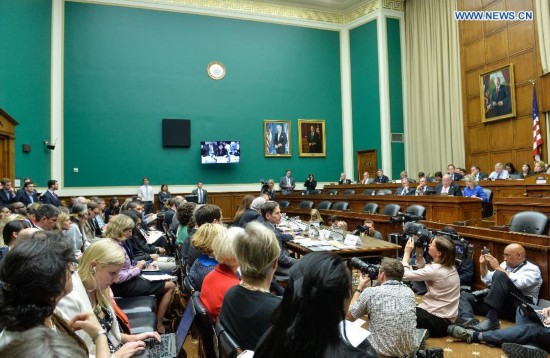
left=402, top=235, right=460, bottom=337
left=347, top=258, right=418, bottom=357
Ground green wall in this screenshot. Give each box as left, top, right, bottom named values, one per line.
left=64, top=3, right=342, bottom=187
left=350, top=20, right=380, bottom=176
left=387, top=18, right=405, bottom=178
left=0, top=0, right=51, bottom=185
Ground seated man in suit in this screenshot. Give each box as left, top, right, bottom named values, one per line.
left=453, top=243, right=542, bottom=332
left=237, top=197, right=265, bottom=228
left=261, top=201, right=298, bottom=283
left=488, top=162, right=509, bottom=180
left=415, top=177, right=430, bottom=195
left=396, top=178, right=415, bottom=196
left=16, top=181, right=38, bottom=206
left=470, top=166, right=488, bottom=181
left=373, top=169, right=389, bottom=184
left=0, top=178, right=16, bottom=208
left=448, top=164, right=463, bottom=181
left=338, top=173, right=352, bottom=185
left=435, top=174, right=463, bottom=196
left=360, top=171, right=373, bottom=184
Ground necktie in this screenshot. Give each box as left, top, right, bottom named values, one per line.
left=496, top=87, right=499, bottom=97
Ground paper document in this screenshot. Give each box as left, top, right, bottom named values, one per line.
left=141, top=274, right=176, bottom=282
left=145, top=230, right=164, bottom=245
left=340, top=320, right=371, bottom=347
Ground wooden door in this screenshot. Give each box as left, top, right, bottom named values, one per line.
left=0, top=109, right=19, bottom=180
left=356, top=149, right=377, bottom=182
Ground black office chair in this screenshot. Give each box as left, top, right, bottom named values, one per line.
left=509, top=211, right=550, bottom=235
left=316, top=201, right=332, bottom=210
left=408, top=178, right=417, bottom=183
left=343, top=189, right=356, bottom=195
left=183, top=276, right=196, bottom=297
left=362, top=202, right=379, bottom=214
left=362, top=189, right=376, bottom=196
left=482, top=188, right=494, bottom=217
left=382, top=204, right=401, bottom=216
left=299, top=200, right=314, bottom=209
left=331, top=201, right=350, bottom=211
left=406, top=205, right=426, bottom=218
left=326, top=189, right=338, bottom=195
left=278, top=200, right=290, bottom=209
left=376, top=189, right=393, bottom=195
left=216, top=321, right=243, bottom=358
left=191, top=291, right=216, bottom=358
left=309, top=189, right=322, bottom=195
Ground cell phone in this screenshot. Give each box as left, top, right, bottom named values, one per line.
left=144, top=259, right=153, bottom=267
left=481, top=246, right=490, bottom=255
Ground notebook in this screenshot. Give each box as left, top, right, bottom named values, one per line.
left=135, top=301, right=195, bottom=358
left=511, top=291, right=550, bottom=328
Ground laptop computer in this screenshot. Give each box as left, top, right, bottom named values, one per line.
left=135, top=301, right=195, bottom=358
left=510, top=291, right=550, bottom=328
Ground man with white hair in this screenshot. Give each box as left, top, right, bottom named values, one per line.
left=488, top=162, right=509, bottom=180
left=273, top=125, right=288, bottom=154
left=236, top=197, right=266, bottom=228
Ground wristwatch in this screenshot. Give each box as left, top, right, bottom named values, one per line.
left=355, top=288, right=364, bottom=294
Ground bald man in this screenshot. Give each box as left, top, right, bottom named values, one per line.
left=453, top=243, right=542, bottom=333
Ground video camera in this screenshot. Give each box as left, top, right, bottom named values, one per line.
left=352, top=224, right=374, bottom=236
left=350, top=257, right=380, bottom=280
left=433, top=228, right=474, bottom=265
left=398, top=222, right=432, bottom=249
left=390, top=212, right=425, bottom=224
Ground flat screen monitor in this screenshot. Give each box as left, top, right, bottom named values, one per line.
left=200, top=141, right=240, bottom=164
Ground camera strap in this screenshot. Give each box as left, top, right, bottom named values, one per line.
left=509, top=260, right=527, bottom=274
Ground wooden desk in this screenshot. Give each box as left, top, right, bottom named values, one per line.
left=286, top=236, right=401, bottom=260
left=281, top=194, right=483, bottom=223
left=493, top=197, right=550, bottom=227
left=424, top=221, right=550, bottom=300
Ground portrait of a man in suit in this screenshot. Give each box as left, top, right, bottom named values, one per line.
left=265, top=120, right=291, bottom=156
left=482, top=66, right=515, bottom=122
left=298, top=119, right=325, bottom=157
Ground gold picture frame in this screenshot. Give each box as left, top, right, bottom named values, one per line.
left=264, top=120, right=291, bottom=157
left=298, top=119, right=326, bottom=157
left=480, top=64, right=516, bottom=123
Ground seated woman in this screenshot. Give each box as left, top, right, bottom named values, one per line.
left=255, top=252, right=377, bottom=358
left=521, top=163, right=532, bottom=178
left=106, top=214, right=175, bottom=333
left=533, top=160, right=545, bottom=174
left=402, top=235, right=460, bottom=337
left=61, top=203, right=90, bottom=258
left=219, top=222, right=281, bottom=351
left=188, top=223, right=227, bottom=291
left=462, top=175, right=488, bottom=203
left=200, top=227, right=243, bottom=319
left=58, top=239, right=159, bottom=357
left=505, top=162, right=518, bottom=175
left=104, top=197, right=120, bottom=224
left=309, top=209, right=323, bottom=224
left=0, top=234, right=108, bottom=356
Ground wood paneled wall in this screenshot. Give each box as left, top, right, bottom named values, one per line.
left=459, top=0, right=545, bottom=171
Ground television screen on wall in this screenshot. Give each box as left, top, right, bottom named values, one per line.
left=200, top=141, right=240, bottom=164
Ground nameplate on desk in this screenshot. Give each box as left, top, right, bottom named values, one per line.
left=536, top=177, right=547, bottom=184
left=319, top=229, right=331, bottom=240
left=344, top=234, right=362, bottom=247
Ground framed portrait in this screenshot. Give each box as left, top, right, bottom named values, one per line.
left=480, top=64, right=516, bottom=123
left=264, top=120, right=291, bottom=157
left=298, top=119, right=326, bottom=157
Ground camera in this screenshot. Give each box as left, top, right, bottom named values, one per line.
left=434, top=228, right=473, bottom=265
left=481, top=246, right=490, bottom=255
left=352, top=224, right=374, bottom=236
left=398, top=222, right=432, bottom=249
left=350, top=257, right=380, bottom=280
left=390, top=212, right=424, bottom=224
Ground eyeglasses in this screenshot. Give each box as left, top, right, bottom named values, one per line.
left=68, top=262, right=79, bottom=274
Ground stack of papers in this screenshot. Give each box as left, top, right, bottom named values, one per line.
left=141, top=274, right=177, bottom=282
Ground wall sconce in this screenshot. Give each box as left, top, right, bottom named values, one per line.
left=44, top=139, right=56, bottom=150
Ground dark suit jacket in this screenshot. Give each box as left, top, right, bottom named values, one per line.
left=16, top=191, right=38, bottom=206
left=474, top=172, right=488, bottom=181
left=395, top=187, right=415, bottom=196
left=374, top=175, right=389, bottom=184
left=41, top=190, right=61, bottom=206
left=273, top=131, right=288, bottom=154
left=237, top=209, right=261, bottom=228
left=279, top=176, right=295, bottom=192
left=435, top=183, right=463, bottom=196
left=264, top=222, right=297, bottom=282
left=192, top=189, right=208, bottom=204
left=338, top=179, right=352, bottom=185
left=307, top=131, right=321, bottom=153
left=449, top=173, right=463, bottom=181
left=488, top=85, right=511, bottom=116
left=0, top=190, right=16, bottom=207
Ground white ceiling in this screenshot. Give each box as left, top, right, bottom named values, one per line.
left=253, top=0, right=367, bottom=12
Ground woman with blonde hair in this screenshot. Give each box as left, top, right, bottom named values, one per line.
left=309, top=209, right=323, bottom=223
left=462, top=175, right=488, bottom=203
left=188, top=223, right=228, bottom=291
left=58, top=239, right=158, bottom=357
left=105, top=214, right=175, bottom=334
left=200, top=226, right=243, bottom=319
